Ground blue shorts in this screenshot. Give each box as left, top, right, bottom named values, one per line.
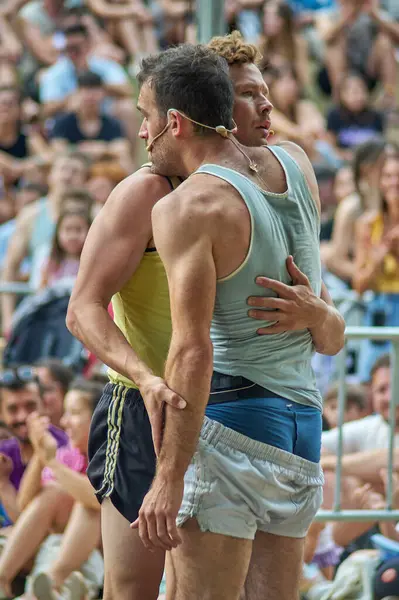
left=206, top=374, right=322, bottom=463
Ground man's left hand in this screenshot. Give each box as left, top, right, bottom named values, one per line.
left=247, top=256, right=326, bottom=334
left=131, top=475, right=183, bottom=551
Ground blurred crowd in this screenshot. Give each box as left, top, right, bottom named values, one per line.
left=0, top=0, right=398, bottom=598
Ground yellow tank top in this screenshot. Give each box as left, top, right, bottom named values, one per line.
left=108, top=171, right=180, bottom=388
left=370, top=214, right=399, bottom=293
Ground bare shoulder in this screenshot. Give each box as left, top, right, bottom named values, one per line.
left=276, top=141, right=320, bottom=212
left=277, top=140, right=312, bottom=168
left=152, top=173, right=227, bottom=230
left=103, top=168, right=175, bottom=216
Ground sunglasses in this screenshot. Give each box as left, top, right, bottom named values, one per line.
left=0, top=366, right=38, bottom=388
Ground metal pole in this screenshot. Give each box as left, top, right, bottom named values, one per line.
left=387, top=341, right=399, bottom=509
left=333, top=345, right=346, bottom=512
left=197, top=0, right=226, bottom=44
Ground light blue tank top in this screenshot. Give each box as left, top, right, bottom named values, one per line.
left=198, top=145, right=323, bottom=411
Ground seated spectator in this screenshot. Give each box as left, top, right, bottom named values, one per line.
left=39, top=24, right=137, bottom=144
left=0, top=367, right=68, bottom=529
left=321, top=139, right=388, bottom=283
left=265, top=64, right=336, bottom=165
left=323, top=381, right=369, bottom=430
left=157, top=0, right=196, bottom=47
left=233, top=0, right=264, bottom=43
left=40, top=208, right=92, bottom=289
left=1, top=155, right=90, bottom=335
left=49, top=71, right=133, bottom=172
left=322, top=354, right=396, bottom=457
left=304, top=521, right=342, bottom=581
left=0, top=86, right=50, bottom=185
left=0, top=182, right=48, bottom=272
left=0, top=379, right=103, bottom=599
left=353, top=148, right=399, bottom=380
left=326, top=73, right=385, bottom=160
left=319, top=0, right=397, bottom=105
left=258, top=0, right=311, bottom=89
left=35, top=359, right=74, bottom=429
left=87, top=160, right=127, bottom=217
left=86, top=0, right=158, bottom=74
left=0, top=15, right=22, bottom=72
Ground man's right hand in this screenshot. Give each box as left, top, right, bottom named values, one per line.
left=139, top=376, right=186, bottom=456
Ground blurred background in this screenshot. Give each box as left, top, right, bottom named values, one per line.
left=0, top=0, right=397, bottom=598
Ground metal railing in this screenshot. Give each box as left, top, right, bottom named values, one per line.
left=0, top=282, right=34, bottom=295
left=316, top=326, right=399, bottom=522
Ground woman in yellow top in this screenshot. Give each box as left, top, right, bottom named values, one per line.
left=353, top=148, right=399, bottom=381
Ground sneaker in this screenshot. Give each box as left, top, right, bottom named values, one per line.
left=64, top=572, right=89, bottom=600
left=32, top=573, right=59, bottom=600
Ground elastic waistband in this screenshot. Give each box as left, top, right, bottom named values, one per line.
left=209, top=372, right=285, bottom=404
left=200, top=416, right=323, bottom=480
left=104, top=382, right=141, bottom=400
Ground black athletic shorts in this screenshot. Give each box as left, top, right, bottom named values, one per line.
left=87, top=383, right=156, bottom=523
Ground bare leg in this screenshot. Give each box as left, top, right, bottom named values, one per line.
left=116, top=19, right=142, bottom=59
left=243, top=531, right=304, bottom=600
left=0, top=485, right=73, bottom=592
left=101, top=498, right=164, bottom=600
left=368, top=33, right=397, bottom=104
left=49, top=503, right=101, bottom=589
left=166, top=518, right=252, bottom=600
left=324, top=38, right=348, bottom=98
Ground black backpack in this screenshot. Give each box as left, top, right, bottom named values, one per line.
left=3, top=279, right=87, bottom=370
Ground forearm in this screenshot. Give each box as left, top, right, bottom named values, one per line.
left=67, top=301, right=153, bottom=387
left=325, top=253, right=355, bottom=282
left=104, top=83, right=132, bottom=98
left=379, top=521, right=399, bottom=541
left=310, top=304, right=345, bottom=355
left=17, top=454, right=43, bottom=511
left=323, top=16, right=349, bottom=44
left=0, top=482, right=19, bottom=523
left=372, top=11, right=399, bottom=44
left=310, top=285, right=345, bottom=356
left=353, top=262, right=381, bottom=294
left=322, top=449, right=399, bottom=484
left=46, top=460, right=99, bottom=510
left=332, top=519, right=376, bottom=548
left=87, top=0, right=145, bottom=19
left=42, top=99, right=69, bottom=119
left=157, top=340, right=213, bottom=479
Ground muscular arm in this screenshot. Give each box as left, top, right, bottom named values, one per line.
left=152, top=192, right=215, bottom=480
left=67, top=172, right=169, bottom=387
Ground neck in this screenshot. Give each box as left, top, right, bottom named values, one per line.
left=176, top=135, right=243, bottom=178
left=0, top=121, right=17, bottom=138
left=78, top=108, right=99, bottom=122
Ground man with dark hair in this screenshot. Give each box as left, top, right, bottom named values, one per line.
left=39, top=24, right=138, bottom=145
left=35, top=359, right=74, bottom=428
left=0, top=367, right=68, bottom=526
left=68, top=36, right=344, bottom=600
left=49, top=71, right=131, bottom=171
left=132, top=42, right=329, bottom=599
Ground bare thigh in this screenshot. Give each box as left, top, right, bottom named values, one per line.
left=101, top=498, right=164, bottom=600
left=242, top=531, right=304, bottom=600
left=166, top=518, right=252, bottom=600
